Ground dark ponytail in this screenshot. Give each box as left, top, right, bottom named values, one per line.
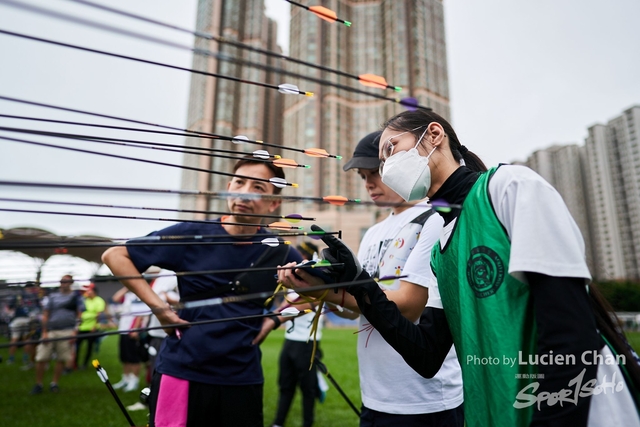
left=588, top=283, right=640, bottom=397
left=382, top=110, right=487, bottom=172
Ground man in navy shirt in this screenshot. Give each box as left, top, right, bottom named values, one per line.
left=102, top=158, right=302, bottom=427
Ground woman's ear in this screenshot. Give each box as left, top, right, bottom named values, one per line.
left=427, top=122, right=446, bottom=146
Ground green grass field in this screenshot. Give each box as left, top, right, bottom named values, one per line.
left=0, top=328, right=360, bottom=427
left=2, top=330, right=640, bottom=427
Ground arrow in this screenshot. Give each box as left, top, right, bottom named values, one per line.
left=272, top=158, right=310, bottom=169
left=278, top=83, right=314, bottom=97
left=59, top=0, right=401, bottom=91
left=0, top=196, right=314, bottom=220
left=0, top=29, right=314, bottom=97
left=0, top=207, right=305, bottom=229
left=92, top=360, right=136, bottom=426
left=3, top=262, right=346, bottom=288
left=0, top=134, right=298, bottom=188
left=285, top=0, right=352, bottom=27
left=0, top=125, right=288, bottom=165
left=358, top=74, right=401, bottom=92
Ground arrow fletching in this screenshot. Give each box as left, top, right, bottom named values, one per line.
left=92, top=359, right=108, bottom=382
left=322, top=195, right=349, bottom=206
left=309, top=5, right=337, bottom=22
left=269, top=221, right=301, bottom=231
left=269, top=177, right=288, bottom=188
left=281, top=307, right=301, bottom=317
left=284, top=213, right=303, bottom=223
left=232, top=135, right=249, bottom=144
left=304, top=148, right=329, bottom=158
left=303, top=147, right=342, bottom=159
left=430, top=200, right=463, bottom=213
left=399, top=97, right=419, bottom=111
left=252, top=149, right=271, bottom=160
left=273, top=158, right=300, bottom=168
left=278, top=83, right=301, bottom=95
left=261, top=237, right=281, bottom=247
left=358, top=73, right=389, bottom=90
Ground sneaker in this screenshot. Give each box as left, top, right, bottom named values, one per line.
left=29, top=384, right=43, bottom=395
left=7, top=356, right=15, bottom=365
left=62, top=367, right=73, bottom=375
left=49, top=383, right=60, bottom=393
left=20, top=362, right=34, bottom=371
left=123, top=376, right=139, bottom=393
left=112, top=377, right=129, bottom=390
left=126, top=402, right=148, bottom=411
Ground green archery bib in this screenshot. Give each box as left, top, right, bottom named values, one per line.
left=431, top=167, right=537, bottom=427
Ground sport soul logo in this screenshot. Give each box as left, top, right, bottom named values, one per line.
left=513, top=368, right=625, bottom=410
left=466, top=246, right=504, bottom=298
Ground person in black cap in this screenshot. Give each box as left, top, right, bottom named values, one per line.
left=283, top=131, right=464, bottom=426
left=341, top=131, right=385, bottom=172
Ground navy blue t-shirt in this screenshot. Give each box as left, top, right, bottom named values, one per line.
left=126, top=220, right=302, bottom=385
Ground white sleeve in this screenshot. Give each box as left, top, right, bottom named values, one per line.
left=152, top=274, right=178, bottom=295
left=402, top=212, right=444, bottom=288
left=488, top=165, right=591, bottom=280
left=425, top=277, right=443, bottom=309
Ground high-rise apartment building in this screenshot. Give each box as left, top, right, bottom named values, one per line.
left=523, top=106, right=640, bottom=281
left=180, top=0, right=284, bottom=215
left=524, top=144, right=595, bottom=273
left=585, top=106, right=640, bottom=280
left=282, top=0, right=451, bottom=249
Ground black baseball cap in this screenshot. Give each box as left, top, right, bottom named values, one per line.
left=342, top=131, right=382, bottom=171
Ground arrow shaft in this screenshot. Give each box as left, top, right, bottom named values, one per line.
left=0, top=134, right=290, bottom=186
left=0, top=29, right=287, bottom=95
left=64, top=0, right=384, bottom=86
left=0, top=125, right=274, bottom=162
left=0, top=197, right=313, bottom=221
left=0, top=207, right=298, bottom=228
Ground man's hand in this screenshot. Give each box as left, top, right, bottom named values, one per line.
left=153, top=305, right=189, bottom=336
left=277, top=261, right=327, bottom=298
left=252, top=317, right=278, bottom=345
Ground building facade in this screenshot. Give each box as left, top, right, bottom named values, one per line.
left=181, top=0, right=451, bottom=251
left=180, top=0, right=284, bottom=215
left=523, top=106, right=640, bottom=281
left=524, top=144, right=596, bottom=273
left=584, top=106, right=640, bottom=280
left=282, top=0, right=451, bottom=249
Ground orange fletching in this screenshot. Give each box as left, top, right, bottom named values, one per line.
left=323, top=195, right=349, bottom=206
left=358, top=74, right=388, bottom=89
left=273, top=158, right=298, bottom=168
left=269, top=221, right=294, bottom=230
left=309, top=5, right=338, bottom=22
left=304, top=147, right=330, bottom=158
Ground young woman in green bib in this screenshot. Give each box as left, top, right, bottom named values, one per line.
left=280, top=109, right=640, bottom=427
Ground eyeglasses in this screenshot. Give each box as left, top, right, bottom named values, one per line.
left=379, top=125, right=427, bottom=174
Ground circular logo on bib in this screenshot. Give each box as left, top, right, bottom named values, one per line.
left=466, top=246, right=505, bottom=298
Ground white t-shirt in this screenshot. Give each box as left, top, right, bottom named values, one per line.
left=357, top=203, right=463, bottom=414
left=147, top=272, right=180, bottom=339
left=283, top=291, right=323, bottom=342
left=117, top=291, right=149, bottom=333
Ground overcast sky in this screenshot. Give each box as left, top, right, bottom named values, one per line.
left=1, top=0, right=639, bottom=282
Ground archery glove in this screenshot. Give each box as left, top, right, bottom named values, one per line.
left=311, top=224, right=377, bottom=296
